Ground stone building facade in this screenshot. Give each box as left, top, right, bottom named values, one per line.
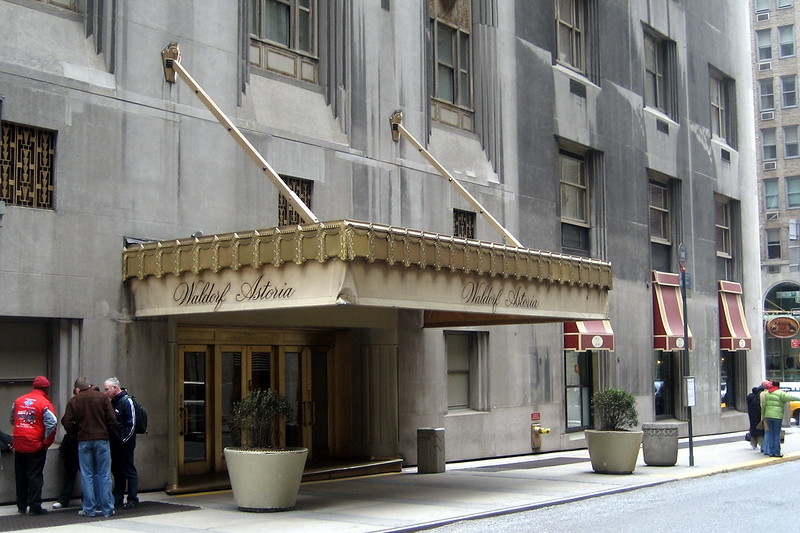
left=0, top=0, right=761, bottom=498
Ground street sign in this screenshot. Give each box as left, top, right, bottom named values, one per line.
left=678, top=243, right=687, bottom=270
left=777, top=291, right=800, bottom=300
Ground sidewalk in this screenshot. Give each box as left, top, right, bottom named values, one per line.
left=2, top=429, right=798, bottom=532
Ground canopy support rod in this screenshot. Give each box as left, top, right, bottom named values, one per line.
left=161, top=42, right=319, bottom=225
left=389, top=111, right=522, bottom=247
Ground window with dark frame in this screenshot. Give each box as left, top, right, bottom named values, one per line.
left=453, top=208, right=476, bottom=239
left=765, top=178, right=780, bottom=210
left=565, top=350, right=593, bottom=430
left=559, top=151, right=590, bottom=257
left=429, top=0, right=474, bottom=131
left=277, top=176, right=313, bottom=227
left=715, top=199, right=734, bottom=281
left=555, top=0, right=585, bottom=74
left=248, top=0, right=318, bottom=83
left=643, top=28, right=678, bottom=120
left=0, top=121, right=55, bottom=210
left=710, top=69, right=737, bottom=149
left=767, top=227, right=782, bottom=259
left=649, top=179, right=673, bottom=273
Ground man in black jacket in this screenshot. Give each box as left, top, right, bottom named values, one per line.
left=104, top=377, right=139, bottom=510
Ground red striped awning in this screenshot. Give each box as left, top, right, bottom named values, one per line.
left=564, top=320, right=615, bottom=351
left=718, top=281, right=752, bottom=351
left=652, top=270, right=693, bottom=351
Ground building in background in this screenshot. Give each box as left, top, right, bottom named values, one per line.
left=0, top=1, right=760, bottom=498
left=752, top=0, right=800, bottom=394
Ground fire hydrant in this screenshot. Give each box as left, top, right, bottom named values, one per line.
left=531, top=424, right=551, bottom=450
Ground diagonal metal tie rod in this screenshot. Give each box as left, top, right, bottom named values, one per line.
left=389, top=111, right=522, bottom=247
left=161, top=42, right=319, bottom=225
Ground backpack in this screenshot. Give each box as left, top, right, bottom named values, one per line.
left=0, top=429, right=12, bottom=452
left=126, top=395, right=148, bottom=435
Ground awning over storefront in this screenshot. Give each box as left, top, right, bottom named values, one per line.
left=122, top=221, right=613, bottom=327
left=652, top=270, right=692, bottom=351
left=718, top=281, right=752, bottom=351
left=563, top=320, right=615, bottom=351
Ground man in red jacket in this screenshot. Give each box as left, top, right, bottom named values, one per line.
left=10, top=376, right=57, bottom=515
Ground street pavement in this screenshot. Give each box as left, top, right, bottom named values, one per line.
left=2, top=428, right=798, bottom=532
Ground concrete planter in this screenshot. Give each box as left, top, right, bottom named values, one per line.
left=585, top=429, right=643, bottom=474
left=224, top=447, right=308, bottom=511
left=642, top=423, right=679, bottom=466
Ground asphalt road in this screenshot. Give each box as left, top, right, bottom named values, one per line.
left=427, top=460, right=798, bottom=533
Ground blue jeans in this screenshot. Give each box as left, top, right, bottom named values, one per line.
left=78, top=439, right=114, bottom=516
left=765, top=418, right=782, bottom=457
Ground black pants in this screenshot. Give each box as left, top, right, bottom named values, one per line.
left=15, top=448, right=47, bottom=512
left=57, top=436, right=80, bottom=505
left=111, top=438, right=138, bottom=506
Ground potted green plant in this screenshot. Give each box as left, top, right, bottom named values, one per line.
left=585, top=387, right=642, bottom=474
left=224, top=389, right=308, bottom=511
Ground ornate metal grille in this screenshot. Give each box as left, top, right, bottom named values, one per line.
left=278, top=176, right=313, bottom=226
left=1, top=122, right=55, bottom=209
left=453, top=208, right=475, bottom=239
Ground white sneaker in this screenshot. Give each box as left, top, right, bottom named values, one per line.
left=52, top=502, right=63, bottom=509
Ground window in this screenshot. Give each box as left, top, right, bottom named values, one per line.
left=654, top=351, right=676, bottom=418
left=453, top=209, right=476, bottom=239
left=649, top=176, right=676, bottom=272
left=786, top=126, right=800, bottom=158
left=430, top=0, right=473, bottom=131
left=782, top=75, right=797, bottom=108
left=757, top=29, right=773, bottom=62
left=716, top=199, right=735, bottom=281
left=0, top=122, right=55, bottom=209
left=710, top=69, right=737, bottom=147
left=767, top=227, right=782, bottom=259
left=649, top=182, right=670, bottom=244
left=643, top=28, right=678, bottom=119
left=277, top=176, right=313, bottom=226
left=756, top=0, right=770, bottom=10
left=765, top=178, right=780, bottom=210
left=445, top=331, right=487, bottom=411
left=565, top=350, right=593, bottom=430
left=248, top=0, right=318, bottom=83
left=760, top=78, right=775, bottom=110
left=779, top=0, right=794, bottom=7
left=560, top=151, right=590, bottom=256
left=762, top=128, right=777, bottom=161
left=555, top=0, right=585, bottom=73
left=779, top=25, right=795, bottom=57
left=719, top=352, right=738, bottom=409
left=787, top=176, right=800, bottom=208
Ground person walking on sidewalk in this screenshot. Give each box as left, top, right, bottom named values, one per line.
left=62, top=377, right=117, bottom=518
left=10, top=376, right=57, bottom=516
left=761, top=380, right=800, bottom=458
left=105, top=377, right=139, bottom=509
left=747, top=383, right=767, bottom=451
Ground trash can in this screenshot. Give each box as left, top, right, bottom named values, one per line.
left=417, top=427, right=445, bottom=473
left=642, top=422, right=679, bottom=466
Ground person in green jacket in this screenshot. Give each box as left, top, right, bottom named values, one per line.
left=761, top=380, right=800, bottom=457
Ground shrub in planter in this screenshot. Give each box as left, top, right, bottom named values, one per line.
left=592, top=387, right=639, bottom=431
left=225, top=389, right=307, bottom=512
left=586, top=387, right=642, bottom=474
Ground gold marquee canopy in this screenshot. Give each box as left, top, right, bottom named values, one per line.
left=123, top=220, right=612, bottom=328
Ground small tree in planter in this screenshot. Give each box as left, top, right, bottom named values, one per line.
left=585, top=387, right=642, bottom=474
left=592, top=387, right=639, bottom=431
left=225, top=389, right=308, bottom=512
left=230, top=388, right=291, bottom=449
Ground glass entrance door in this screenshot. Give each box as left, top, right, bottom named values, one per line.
left=282, top=346, right=330, bottom=461
left=178, top=345, right=275, bottom=477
